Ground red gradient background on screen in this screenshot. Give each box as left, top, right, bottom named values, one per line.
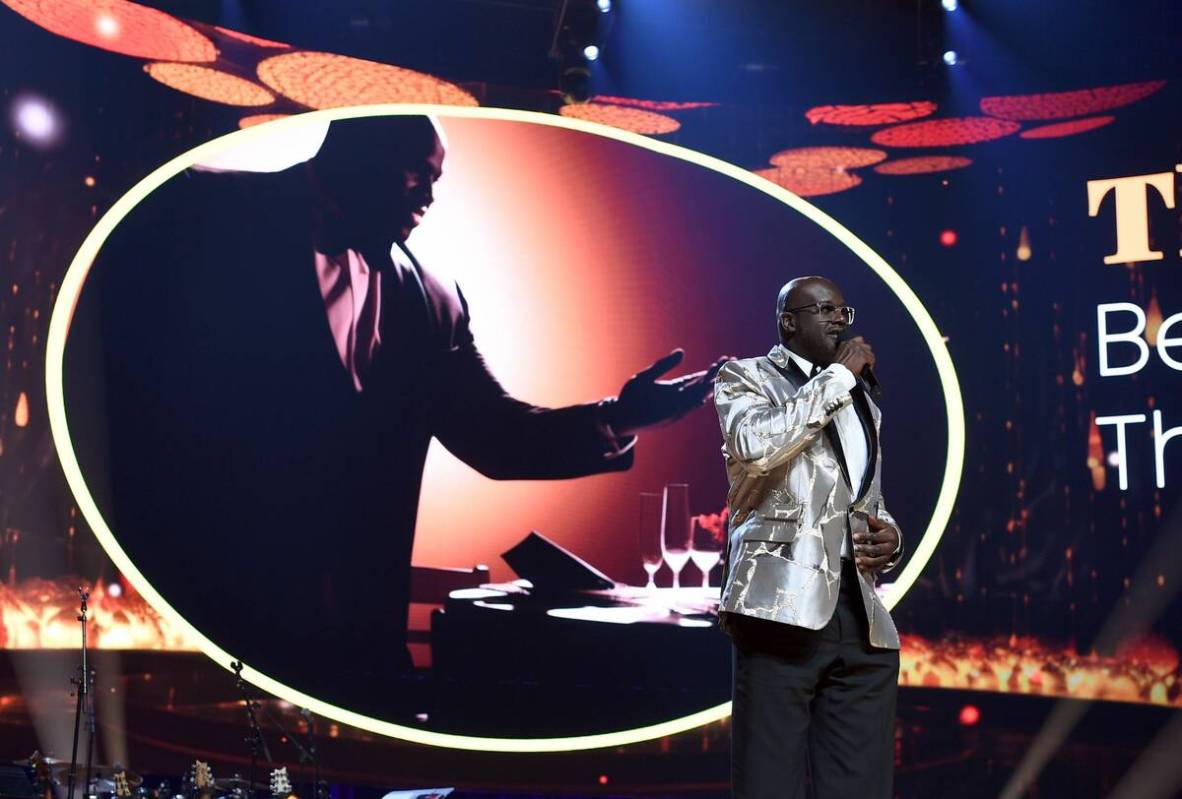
left=411, top=118, right=718, bottom=583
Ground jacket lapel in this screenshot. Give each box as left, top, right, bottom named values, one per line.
left=767, top=349, right=854, bottom=491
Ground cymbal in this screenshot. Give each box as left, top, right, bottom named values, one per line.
left=49, top=766, right=143, bottom=786
left=14, top=756, right=67, bottom=767
left=213, top=778, right=265, bottom=791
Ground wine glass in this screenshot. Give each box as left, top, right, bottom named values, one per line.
left=638, top=492, right=664, bottom=591
left=690, top=518, right=723, bottom=589
left=662, top=483, right=692, bottom=590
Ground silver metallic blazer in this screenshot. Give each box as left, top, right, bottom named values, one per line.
left=713, top=344, right=902, bottom=649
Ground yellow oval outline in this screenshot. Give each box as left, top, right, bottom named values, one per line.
left=45, top=104, right=965, bottom=753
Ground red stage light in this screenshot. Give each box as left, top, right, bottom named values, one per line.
left=980, top=80, right=1165, bottom=121
left=871, top=117, right=1020, bottom=147
left=769, top=146, right=887, bottom=170
left=753, top=166, right=863, bottom=197
left=1019, top=115, right=1115, bottom=139
left=958, top=704, right=981, bottom=726
left=805, top=101, right=937, bottom=126
left=560, top=103, right=681, bottom=135
left=874, top=155, right=972, bottom=175
left=2, top=0, right=218, bottom=62
left=597, top=775, right=609, bottom=785
left=144, top=63, right=276, bottom=107
left=257, top=51, right=478, bottom=109
left=939, top=229, right=958, bottom=247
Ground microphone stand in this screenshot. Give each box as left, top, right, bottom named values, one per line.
left=298, top=709, right=324, bottom=799
left=66, top=588, right=92, bottom=799
left=83, top=665, right=96, bottom=799
left=230, top=662, right=272, bottom=799
left=252, top=700, right=323, bottom=799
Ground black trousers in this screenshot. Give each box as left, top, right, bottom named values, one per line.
left=729, top=560, right=899, bottom=799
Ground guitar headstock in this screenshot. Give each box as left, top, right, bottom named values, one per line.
left=189, top=761, right=214, bottom=797
left=268, top=768, right=291, bottom=799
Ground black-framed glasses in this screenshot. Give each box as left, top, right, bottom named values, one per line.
left=782, top=302, right=855, bottom=326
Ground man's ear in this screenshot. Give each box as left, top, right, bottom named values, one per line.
left=779, top=313, right=795, bottom=336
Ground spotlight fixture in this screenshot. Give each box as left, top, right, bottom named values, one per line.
left=942, top=49, right=959, bottom=66
left=560, top=64, right=591, bottom=104
left=941, top=0, right=958, bottom=11
left=551, top=0, right=610, bottom=104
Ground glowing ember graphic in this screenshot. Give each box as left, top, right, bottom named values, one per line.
left=981, top=81, right=1166, bottom=121
left=13, top=392, right=29, bottom=428
left=213, top=25, right=290, bottom=49
left=769, top=146, right=886, bottom=169
left=1019, top=115, right=1115, bottom=139
left=874, top=155, right=973, bottom=175
left=238, top=113, right=290, bottom=129
left=144, top=63, right=275, bottom=107
left=1071, top=348, right=1086, bottom=387
left=1, top=0, right=217, bottom=62
left=257, top=51, right=478, bottom=109
left=753, top=166, right=863, bottom=197
left=1146, top=291, right=1163, bottom=346
left=591, top=95, right=717, bottom=111
left=1087, top=411, right=1106, bottom=491
left=1016, top=225, right=1032, bottom=261
left=7, top=577, right=1178, bottom=709
left=805, top=101, right=937, bottom=126
left=872, top=117, right=1021, bottom=147
left=900, top=634, right=1181, bottom=707
left=559, top=103, right=680, bottom=135
left=0, top=579, right=193, bottom=650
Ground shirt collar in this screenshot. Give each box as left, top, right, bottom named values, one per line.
left=769, top=343, right=818, bottom=376
left=784, top=348, right=818, bottom=377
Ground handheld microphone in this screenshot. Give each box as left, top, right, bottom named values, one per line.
left=837, top=329, right=882, bottom=402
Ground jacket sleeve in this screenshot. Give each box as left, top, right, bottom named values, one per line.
left=876, top=489, right=905, bottom=573
left=713, top=359, right=855, bottom=476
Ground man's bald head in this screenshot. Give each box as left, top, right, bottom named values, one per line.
left=776, top=276, right=841, bottom=319
left=775, top=275, right=848, bottom=365
left=308, top=115, right=446, bottom=251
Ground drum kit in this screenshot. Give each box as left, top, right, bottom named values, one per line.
left=16, top=754, right=289, bottom=799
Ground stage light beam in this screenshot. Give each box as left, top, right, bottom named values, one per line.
left=12, top=96, right=59, bottom=145
left=95, top=12, right=119, bottom=38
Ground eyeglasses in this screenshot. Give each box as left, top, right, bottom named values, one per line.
left=782, top=302, right=855, bottom=326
